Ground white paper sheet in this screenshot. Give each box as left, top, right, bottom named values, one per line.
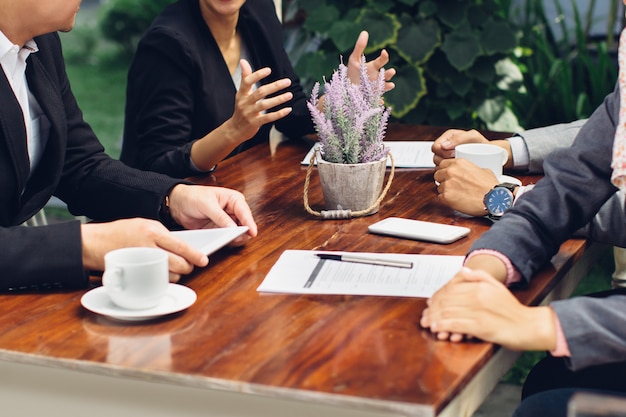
left=171, top=226, right=249, bottom=255
left=300, top=142, right=436, bottom=168
left=257, top=250, right=464, bottom=298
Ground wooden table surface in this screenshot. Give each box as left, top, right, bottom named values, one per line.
left=0, top=125, right=595, bottom=417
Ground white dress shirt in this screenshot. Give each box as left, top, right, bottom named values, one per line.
left=0, top=31, right=49, bottom=177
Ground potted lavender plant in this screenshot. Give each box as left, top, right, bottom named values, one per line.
left=303, top=56, right=393, bottom=219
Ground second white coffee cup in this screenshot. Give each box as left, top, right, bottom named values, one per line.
left=102, top=247, right=169, bottom=310
left=455, top=143, right=508, bottom=178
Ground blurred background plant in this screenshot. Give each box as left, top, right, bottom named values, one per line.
left=506, top=0, right=621, bottom=129
left=285, top=0, right=522, bottom=131
left=99, top=0, right=176, bottom=59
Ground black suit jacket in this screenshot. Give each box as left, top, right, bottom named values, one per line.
left=0, top=33, right=182, bottom=291
left=121, top=0, right=315, bottom=178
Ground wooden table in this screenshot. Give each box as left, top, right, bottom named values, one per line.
left=0, top=125, right=603, bottom=417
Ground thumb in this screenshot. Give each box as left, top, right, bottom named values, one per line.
left=240, top=59, right=252, bottom=79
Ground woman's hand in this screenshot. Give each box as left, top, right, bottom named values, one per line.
left=191, top=59, right=295, bottom=170
left=347, top=31, right=396, bottom=92
left=226, top=59, right=294, bottom=142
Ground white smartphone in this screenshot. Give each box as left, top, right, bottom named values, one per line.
left=368, top=217, right=470, bottom=244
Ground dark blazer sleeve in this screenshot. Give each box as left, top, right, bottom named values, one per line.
left=0, top=33, right=184, bottom=291
left=34, top=34, right=182, bottom=222
left=469, top=84, right=621, bottom=281
left=121, top=0, right=314, bottom=179
left=121, top=24, right=205, bottom=179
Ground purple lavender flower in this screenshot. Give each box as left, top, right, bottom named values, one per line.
left=307, top=56, right=391, bottom=164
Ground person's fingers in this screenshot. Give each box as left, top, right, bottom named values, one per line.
left=241, top=63, right=271, bottom=90
left=384, top=68, right=396, bottom=80
left=255, top=92, right=293, bottom=112
left=350, top=30, right=368, bottom=60
left=436, top=331, right=451, bottom=340
left=449, top=332, right=465, bottom=343
left=253, top=107, right=293, bottom=125
left=250, top=78, right=291, bottom=101
left=371, top=49, right=390, bottom=70
left=156, top=233, right=209, bottom=270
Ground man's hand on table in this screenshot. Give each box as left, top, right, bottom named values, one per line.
left=420, top=267, right=557, bottom=351
left=81, top=185, right=258, bottom=281
left=434, top=158, right=499, bottom=216
left=431, top=129, right=513, bottom=168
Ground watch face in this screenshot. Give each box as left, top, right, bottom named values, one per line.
left=485, top=187, right=513, bottom=216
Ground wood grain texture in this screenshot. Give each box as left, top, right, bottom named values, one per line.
left=0, top=125, right=590, bottom=416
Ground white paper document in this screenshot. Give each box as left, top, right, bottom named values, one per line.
left=257, top=250, right=464, bottom=298
left=300, top=142, right=436, bottom=168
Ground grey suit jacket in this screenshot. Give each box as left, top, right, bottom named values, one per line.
left=472, top=85, right=626, bottom=371
left=515, top=120, right=626, bottom=247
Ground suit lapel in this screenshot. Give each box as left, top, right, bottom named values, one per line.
left=0, top=71, right=30, bottom=193
left=19, top=51, right=66, bottom=219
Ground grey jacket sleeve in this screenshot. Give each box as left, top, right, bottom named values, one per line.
left=551, top=291, right=626, bottom=371
left=515, top=119, right=587, bottom=173
left=574, top=192, right=626, bottom=247
left=471, top=86, right=619, bottom=282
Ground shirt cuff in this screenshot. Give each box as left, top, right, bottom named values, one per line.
left=507, top=135, right=530, bottom=171
left=465, top=249, right=522, bottom=286
left=512, top=185, right=532, bottom=206
left=549, top=307, right=571, bottom=357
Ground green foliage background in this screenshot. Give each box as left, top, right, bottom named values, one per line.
left=287, top=0, right=521, bottom=131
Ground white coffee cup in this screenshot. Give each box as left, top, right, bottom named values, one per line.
left=455, top=143, right=508, bottom=178
left=102, top=247, right=169, bottom=310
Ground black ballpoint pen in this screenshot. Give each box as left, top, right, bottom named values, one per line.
left=315, top=253, right=413, bottom=269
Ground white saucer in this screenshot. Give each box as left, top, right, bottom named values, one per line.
left=434, top=174, right=521, bottom=187
left=499, top=175, right=522, bottom=186
left=81, top=284, right=197, bottom=322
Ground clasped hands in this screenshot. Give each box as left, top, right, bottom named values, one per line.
left=420, top=266, right=557, bottom=351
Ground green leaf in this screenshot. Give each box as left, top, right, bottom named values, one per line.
left=364, top=0, right=394, bottom=13
left=327, top=21, right=363, bottom=52
left=394, top=16, right=441, bottom=65
left=467, top=58, right=496, bottom=84
left=485, top=106, right=524, bottom=132
left=384, top=64, right=426, bottom=118
left=436, top=82, right=452, bottom=98
left=436, top=0, right=469, bottom=28
left=294, top=51, right=337, bottom=85
left=448, top=74, right=473, bottom=97
left=445, top=100, right=467, bottom=120
left=494, top=57, right=524, bottom=91
left=480, top=19, right=517, bottom=55
left=303, top=4, right=340, bottom=34
left=476, top=95, right=506, bottom=124
left=440, top=23, right=482, bottom=71
left=357, top=10, right=401, bottom=54
left=418, top=1, right=438, bottom=16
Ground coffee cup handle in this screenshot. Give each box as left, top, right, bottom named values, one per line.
left=102, top=267, right=124, bottom=293
left=500, top=148, right=508, bottom=165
